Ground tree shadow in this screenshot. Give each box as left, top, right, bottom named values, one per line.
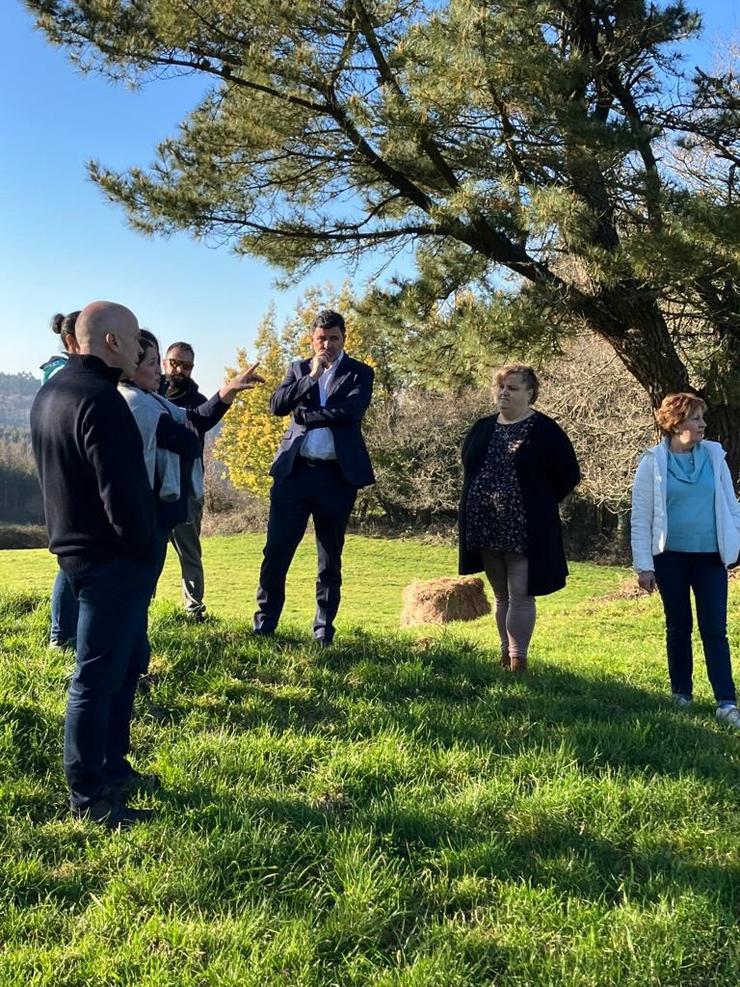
left=143, top=623, right=739, bottom=787
left=6, top=616, right=736, bottom=943
left=0, top=700, right=61, bottom=782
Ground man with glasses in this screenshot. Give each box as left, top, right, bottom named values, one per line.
left=161, top=341, right=213, bottom=621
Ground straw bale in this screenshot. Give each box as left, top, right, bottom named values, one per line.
left=401, top=576, right=491, bottom=626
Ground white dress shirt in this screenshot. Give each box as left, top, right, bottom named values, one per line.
left=300, top=351, right=344, bottom=460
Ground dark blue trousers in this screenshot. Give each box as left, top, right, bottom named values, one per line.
left=653, top=551, right=736, bottom=704
left=254, top=459, right=357, bottom=641
left=50, top=568, right=79, bottom=646
left=64, top=556, right=154, bottom=807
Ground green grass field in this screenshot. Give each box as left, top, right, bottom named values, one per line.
left=0, top=535, right=738, bottom=985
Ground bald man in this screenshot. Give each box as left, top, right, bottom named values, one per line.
left=31, top=301, right=157, bottom=828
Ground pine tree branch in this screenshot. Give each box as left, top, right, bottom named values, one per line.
left=352, top=0, right=461, bottom=192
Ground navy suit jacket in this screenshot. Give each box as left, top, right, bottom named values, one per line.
left=269, top=354, right=375, bottom=488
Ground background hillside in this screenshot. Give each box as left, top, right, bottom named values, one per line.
left=0, top=373, right=43, bottom=529
left=0, top=371, right=39, bottom=429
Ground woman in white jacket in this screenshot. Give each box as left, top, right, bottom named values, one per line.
left=631, top=393, right=740, bottom=729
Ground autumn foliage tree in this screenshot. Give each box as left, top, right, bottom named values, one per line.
left=27, top=0, right=740, bottom=483
left=214, top=305, right=287, bottom=497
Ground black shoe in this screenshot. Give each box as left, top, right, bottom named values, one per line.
left=186, top=609, right=208, bottom=624
left=137, top=673, right=157, bottom=695
left=105, top=769, right=161, bottom=798
left=49, top=638, right=75, bottom=651
left=70, top=796, right=153, bottom=829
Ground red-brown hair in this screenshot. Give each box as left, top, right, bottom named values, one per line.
left=654, top=393, right=707, bottom=436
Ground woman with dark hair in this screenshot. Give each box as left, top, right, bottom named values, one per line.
left=459, top=364, right=580, bottom=672
left=41, top=311, right=81, bottom=649
left=40, top=311, right=81, bottom=384
left=119, top=330, right=264, bottom=590
left=631, top=392, right=740, bottom=729
left=119, top=330, right=204, bottom=593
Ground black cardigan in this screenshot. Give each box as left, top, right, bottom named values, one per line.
left=458, top=412, right=581, bottom=596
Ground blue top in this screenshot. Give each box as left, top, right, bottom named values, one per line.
left=39, top=352, right=69, bottom=384
left=665, top=441, right=718, bottom=553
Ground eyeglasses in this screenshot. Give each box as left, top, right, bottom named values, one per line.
left=167, top=358, right=194, bottom=371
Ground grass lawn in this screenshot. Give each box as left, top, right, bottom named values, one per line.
left=0, top=535, right=738, bottom=985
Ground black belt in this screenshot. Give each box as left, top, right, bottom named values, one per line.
left=299, top=457, right=339, bottom=468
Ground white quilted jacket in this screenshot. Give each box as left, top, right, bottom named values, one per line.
left=631, top=440, right=740, bottom=572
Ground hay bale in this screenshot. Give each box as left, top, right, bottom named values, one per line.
left=401, top=576, right=491, bottom=626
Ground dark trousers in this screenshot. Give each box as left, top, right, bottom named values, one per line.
left=653, top=551, right=737, bottom=704
left=169, top=494, right=205, bottom=615
left=254, top=459, right=357, bottom=641
left=50, top=567, right=79, bottom=646
left=64, top=556, right=155, bottom=807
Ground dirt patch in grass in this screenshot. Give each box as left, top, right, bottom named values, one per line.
left=602, top=576, right=646, bottom=601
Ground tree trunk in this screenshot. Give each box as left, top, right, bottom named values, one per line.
left=707, top=404, right=740, bottom=489
left=575, top=287, right=740, bottom=492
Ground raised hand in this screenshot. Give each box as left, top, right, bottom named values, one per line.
left=309, top=352, right=332, bottom=381
left=219, top=361, right=266, bottom=404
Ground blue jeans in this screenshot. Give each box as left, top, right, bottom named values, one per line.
left=653, top=551, right=737, bottom=704
left=64, top=557, right=153, bottom=807
left=50, top=568, right=79, bottom=646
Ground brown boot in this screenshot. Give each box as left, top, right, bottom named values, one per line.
left=500, top=649, right=511, bottom=670
left=509, top=655, right=528, bottom=673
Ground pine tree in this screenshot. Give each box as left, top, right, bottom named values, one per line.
left=27, top=0, right=740, bottom=481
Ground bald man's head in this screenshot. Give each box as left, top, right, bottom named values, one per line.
left=76, top=302, right=141, bottom=378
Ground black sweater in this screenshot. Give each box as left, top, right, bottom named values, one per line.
left=163, top=375, right=223, bottom=453
left=31, top=355, right=156, bottom=571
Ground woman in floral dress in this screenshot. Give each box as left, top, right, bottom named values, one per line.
left=459, top=365, right=580, bottom=671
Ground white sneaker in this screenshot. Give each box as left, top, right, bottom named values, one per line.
left=715, top=705, right=740, bottom=729
left=671, top=693, right=692, bottom=709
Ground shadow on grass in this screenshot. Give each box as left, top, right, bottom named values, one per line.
left=146, top=621, right=738, bottom=785
left=0, top=591, right=46, bottom=619
left=0, top=700, right=61, bottom=781
left=131, top=772, right=740, bottom=917
left=4, top=608, right=738, bottom=934
left=123, top=621, right=740, bottom=916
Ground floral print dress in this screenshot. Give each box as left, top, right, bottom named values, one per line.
left=465, top=415, right=536, bottom=554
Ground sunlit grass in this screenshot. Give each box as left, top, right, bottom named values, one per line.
left=0, top=535, right=737, bottom=985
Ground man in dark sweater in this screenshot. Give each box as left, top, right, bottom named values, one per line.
left=161, top=341, right=210, bottom=621
left=31, top=301, right=156, bottom=828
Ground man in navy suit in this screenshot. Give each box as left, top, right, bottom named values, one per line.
left=253, top=309, right=375, bottom=644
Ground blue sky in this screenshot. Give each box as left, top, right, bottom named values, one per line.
left=1, top=1, right=738, bottom=394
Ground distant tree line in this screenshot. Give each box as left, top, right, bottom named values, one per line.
left=0, top=427, right=43, bottom=525
left=0, top=372, right=39, bottom=429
